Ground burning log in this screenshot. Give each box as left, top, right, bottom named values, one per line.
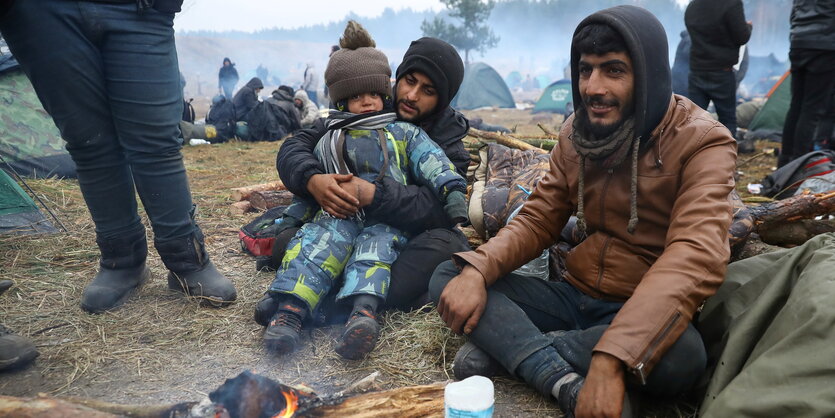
left=231, top=181, right=285, bottom=202
left=249, top=190, right=294, bottom=211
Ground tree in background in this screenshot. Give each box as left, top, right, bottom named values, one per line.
left=421, top=0, right=500, bottom=64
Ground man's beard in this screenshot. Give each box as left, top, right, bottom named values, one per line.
left=580, top=95, right=634, bottom=138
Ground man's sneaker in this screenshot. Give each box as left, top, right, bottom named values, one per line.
left=0, top=325, right=38, bottom=371
left=334, top=305, right=380, bottom=360
left=452, top=341, right=506, bottom=380
left=264, top=304, right=304, bottom=355
left=554, top=375, right=635, bottom=418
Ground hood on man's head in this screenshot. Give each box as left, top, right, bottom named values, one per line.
left=294, top=89, right=309, bottom=102
left=245, top=77, right=264, bottom=90
left=223, top=57, right=232, bottom=65
left=395, top=37, right=465, bottom=115
left=570, top=5, right=671, bottom=141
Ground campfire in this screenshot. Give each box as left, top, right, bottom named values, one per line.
left=0, top=370, right=448, bottom=418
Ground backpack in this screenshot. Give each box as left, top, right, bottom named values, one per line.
left=182, top=98, right=196, bottom=123
left=206, top=94, right=236, bottom=140
left=238, top=206, right=288, bottom=257
left=761, top=150, right=835, bottom=198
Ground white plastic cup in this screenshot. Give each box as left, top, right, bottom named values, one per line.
left=444, top=375, right=495, bottom=418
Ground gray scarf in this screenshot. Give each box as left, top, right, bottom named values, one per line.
left=571, top=113, right=640, bottom=234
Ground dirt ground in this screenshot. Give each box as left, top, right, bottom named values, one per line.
left=0, top=106, right=778, bottom=417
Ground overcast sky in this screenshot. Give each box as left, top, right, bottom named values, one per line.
left=174, top=0, right=691, bottom=33
left=174, top=0, right=446, bottom=32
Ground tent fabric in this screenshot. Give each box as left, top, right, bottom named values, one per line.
left=748, top=71, right=791, bottom=132
left=533, top=79, right=572, bottom=114
left=0, top=169, right=57, bottom=235
left=450, top=62, right=515, bottom=110
left=697, top=233, right=835, bottom=417
left=0, top=68, right=76, bottom=179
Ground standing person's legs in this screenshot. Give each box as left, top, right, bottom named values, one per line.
left=800, top=68, right=835, bottom=151
left=1, top=0, right=152, bottom=312
left=780, top=65, right=806, bottom=167
left=222, top=83, right=234, bottom=100
left=712, top=70, right=738, bottom=137
left=306, top=90, right=318, bottom=107
left=688, top=71, right=711, bottom=111
left=94, top=3, right=235, bottom=304
left=387, top=228, right=470, bottom=311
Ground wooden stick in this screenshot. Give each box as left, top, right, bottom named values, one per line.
left=249, top=190, right=294, bottom=210
left=467, top=128, right=547, bottom=154
left=230, top=181, right=285, bottom=202
left=230, top=200, right=253, bottom=215
left=537, top=123, right=559, bottom=137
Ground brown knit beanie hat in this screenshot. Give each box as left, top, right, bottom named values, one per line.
left=325, top=20, right=392, bottom=104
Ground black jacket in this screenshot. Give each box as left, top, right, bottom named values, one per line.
left=790, top=0, right=835, bottom=50
left=685, top=0, right=751, bottom=71
left=232, top=77, right=263, bottom=121
left=218, top=64, right=239, bottom=86
left=276, top=107, right=470, bottom=235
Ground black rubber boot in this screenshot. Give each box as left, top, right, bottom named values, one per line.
left=81, top=231, right=150, bottom=314
left=452, top=341, right=506, bottom=380
left=254, top=292, right=280, bottom=326
left=156, top=224, right=236, bottom=307
left=0, top=325, right=38, bottom=371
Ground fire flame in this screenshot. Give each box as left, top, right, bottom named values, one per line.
left=272, top=389, right=299, bottom=418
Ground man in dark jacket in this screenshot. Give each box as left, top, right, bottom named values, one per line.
left=685, top=0, right=752, bottom=137
left=218, top=57, right=239, bottom=100
left=255, top=37, right=469, bottom=323
left=778, top=0, right=835, bottom=167
left=232, top=77, right=263, bottom=122
left=430, top=6, right=735, bottom=417
left=0, top=0, right=237, bottom=314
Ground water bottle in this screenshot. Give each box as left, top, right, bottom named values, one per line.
left=444, top=375, right=494, bottom=418
left=507, top=204, right=550, bottom=280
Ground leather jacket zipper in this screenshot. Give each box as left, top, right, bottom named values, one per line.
left=595, top=169, right=614, bottom=290
left=633, top=311, right=682, bottom=385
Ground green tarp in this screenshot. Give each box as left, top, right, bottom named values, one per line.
left=533, top=79, right=572, bottom=114
left=748, top=71, right=791, bottom=132
left=0, top=169, right=56, bottom=235
left=450, top=62, right=515, bottom=110
left=697, top=233, right=835, bottom=417
left=0, top=68, right=76, bottom=179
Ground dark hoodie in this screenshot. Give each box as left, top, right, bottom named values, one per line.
left=570, top=5, right=673, bottom=145
left=232, top=77, right=263, bottom=121
left=218, top=57, right=239, bottom=87
left=276, top=38, right=471, bottom=234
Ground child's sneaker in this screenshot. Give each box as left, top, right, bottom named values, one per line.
left=334, top=305, right=380, bottom=360
left=264, top=303, right=304, bottom=355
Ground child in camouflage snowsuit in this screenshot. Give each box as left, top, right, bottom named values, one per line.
left=262, top=21, right=468, bottom=359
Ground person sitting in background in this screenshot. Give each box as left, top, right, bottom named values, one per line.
left=294, top=90, right=321, bottom=129
left=232, top=77, right=264, bottom=122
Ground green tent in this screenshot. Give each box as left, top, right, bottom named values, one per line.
left=748, top=71, right=791, bottom=132
left=505, top=71, right=522, bottom=90
left=0, top=169, right=57, bottom=235
left=533, top=79, right=573, bottom=114
left=450, top=62, right=515, bottom=110
left=0, top=66, right=76, bottom=179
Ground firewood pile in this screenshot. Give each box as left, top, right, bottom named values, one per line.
left=0, top=371, right=446, bottom=418
left=230, top=181, right=294, bottom=215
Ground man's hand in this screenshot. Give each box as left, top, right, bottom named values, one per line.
left=338, top=176, right=376, bottom=208
left=306, top=173, right=359, bottom=218
left=575, top=352, right=626, bottom=418
left=437, top=265, right=488, bottom=335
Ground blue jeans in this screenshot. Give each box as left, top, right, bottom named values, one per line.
left=429, top=260, right=707, bottom=397
left=0, top=0, right=194, bottom=242
left=689, top=70, right=738, bottom=137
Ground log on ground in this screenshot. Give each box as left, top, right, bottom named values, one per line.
left=249, top=190, right=294, bottom=210
left=230, top=181, right=285, bottom=202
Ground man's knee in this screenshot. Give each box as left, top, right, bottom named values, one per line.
left=428, top=260, right=459, bottom=305
left=644, top=325, right=707, bottom=397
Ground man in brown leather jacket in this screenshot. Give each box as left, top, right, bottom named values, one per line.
left=429, top=6, right=736, bottom=417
